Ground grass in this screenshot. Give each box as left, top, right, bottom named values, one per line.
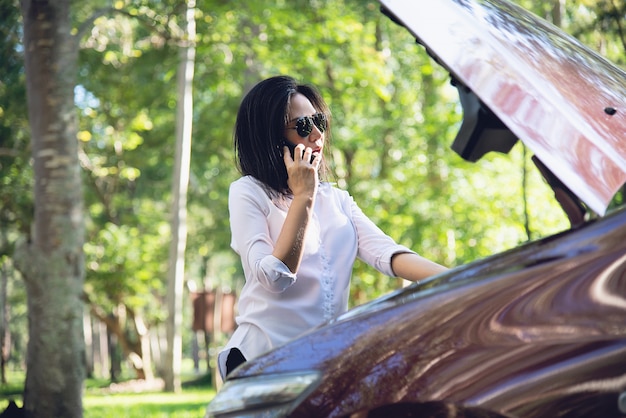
left=83, top=388, right=215, bottom=418
left=1, top=368, right=217, bottom=418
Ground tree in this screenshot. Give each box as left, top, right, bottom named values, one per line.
left=15, top=0, right=85, bottom=416
left=164, top=0, right=196, bottom=393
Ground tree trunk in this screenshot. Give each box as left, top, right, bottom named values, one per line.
left=551, top=0, right=564, bottom=26
left=88, top=302, right=152, bottom=381
left=16, top=1, right=85, bottom=417
left=0, top=260, right=8, bottom=384
left=83, top=310, right=93, bottom=378
left=164, top=0, right=196, bottom=393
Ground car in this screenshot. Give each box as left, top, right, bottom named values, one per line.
left=206, top=0, right=626, bottom=416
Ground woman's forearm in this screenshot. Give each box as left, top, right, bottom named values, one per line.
left=272, top=194, right=315, bottom=273
left=391, top=252, right=448, bottom=282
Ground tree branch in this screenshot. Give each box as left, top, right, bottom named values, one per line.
left=75, top=7, right=114, bottom=40
left=75, top=6, right=177, bottom=45
left=0, top=148, right=20, bottom=157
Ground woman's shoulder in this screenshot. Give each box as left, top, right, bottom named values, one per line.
left=231, top=175, right=254, bottom=187
left=231, top=175, right=265, bottom=192
left=319, top=182, right=353, bottom=204
left=229, top=176, right=267, bottom=200
left=320, top=181, right=348, bottom=194
left=230, top=176, right=286, bottom=209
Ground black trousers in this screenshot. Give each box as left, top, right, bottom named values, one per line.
left=225, top=347, right=247, bottom=376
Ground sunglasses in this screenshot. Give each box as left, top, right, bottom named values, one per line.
left=288, top=113, right=328, bottom=137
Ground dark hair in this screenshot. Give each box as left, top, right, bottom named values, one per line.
left=234, top=75, right=332, bottom=195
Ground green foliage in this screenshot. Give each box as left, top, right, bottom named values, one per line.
left=0, top=0, right=30, bottom=371
left=84, top=219, right=168, bottom=312
left=0, top=0, right=31, bottom=245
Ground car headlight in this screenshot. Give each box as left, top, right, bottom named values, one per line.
left=205, top=371, right=321, bottom=418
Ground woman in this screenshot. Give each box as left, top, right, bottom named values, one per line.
left=218, top=75, right=447, bottom=379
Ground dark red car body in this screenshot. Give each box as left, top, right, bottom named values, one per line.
left=207, top=0, right=626, bottom=417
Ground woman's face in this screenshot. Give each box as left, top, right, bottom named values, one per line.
left=284, top=93, right=325, bottom=157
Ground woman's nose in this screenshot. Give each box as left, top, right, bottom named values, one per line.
left=309, top=125, right=323, bottom=141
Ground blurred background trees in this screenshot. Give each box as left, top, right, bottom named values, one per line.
left=0, top=0, right=624, bottom=408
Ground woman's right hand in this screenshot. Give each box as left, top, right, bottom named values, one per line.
left=283, top=144, right=320, bottom=198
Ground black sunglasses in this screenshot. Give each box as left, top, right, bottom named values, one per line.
left=288, top=113, right=327, bottom=137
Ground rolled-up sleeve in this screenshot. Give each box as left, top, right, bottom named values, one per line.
left=258, top=255, right=297, bottom=291
left=229, top=179, right=298, bottom=293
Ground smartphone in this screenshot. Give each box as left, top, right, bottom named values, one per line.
left=282, top=140, right=297, bottom=159
left=282, top=140, right=317, bottom=163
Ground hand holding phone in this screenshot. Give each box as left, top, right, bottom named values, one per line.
left=282, top=140, right=317, bottom=164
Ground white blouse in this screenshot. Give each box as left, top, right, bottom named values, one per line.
left=217, top=176, right=413, bottom=378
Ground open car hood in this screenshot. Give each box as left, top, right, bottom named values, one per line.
left=380, top=0, right=626, bottom=215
